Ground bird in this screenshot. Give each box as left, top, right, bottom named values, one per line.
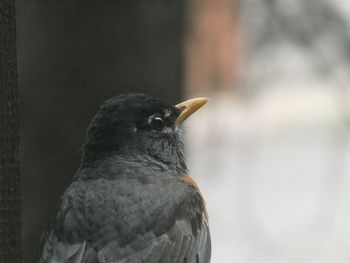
left=36, top=93, right=211, bottom=263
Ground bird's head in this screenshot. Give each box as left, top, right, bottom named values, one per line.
left=81, top=94, right=208, bottom=173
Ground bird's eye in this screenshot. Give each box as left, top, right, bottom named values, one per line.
left=150, top=116, right=165, bottom=132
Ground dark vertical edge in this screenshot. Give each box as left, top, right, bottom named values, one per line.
left=0, top=0, right=21, bottom=262
left=180, top=0, right=187, bottom=99
left=18, top=0, right=186, bottom=261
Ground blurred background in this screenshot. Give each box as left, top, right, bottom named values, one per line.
left=17, top=0, right=350, bottom=262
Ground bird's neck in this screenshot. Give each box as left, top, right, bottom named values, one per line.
left=78, top=150, right=187, bottom=180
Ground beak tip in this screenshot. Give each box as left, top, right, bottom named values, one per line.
left=198, top=97, right=210, bottom=103
left=175, top=97, right=210, bottom=125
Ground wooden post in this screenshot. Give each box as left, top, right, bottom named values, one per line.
left=0, top=0, right=21, bottom=261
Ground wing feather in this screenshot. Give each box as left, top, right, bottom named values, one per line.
left=121, top=218, right=211, bottom=263
left=37, top=176, right=211, bottom=263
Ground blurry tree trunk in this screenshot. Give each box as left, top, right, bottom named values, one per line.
left=0, top=0, right=21, bottom=261
left=185, top=0, right=239, bottom=94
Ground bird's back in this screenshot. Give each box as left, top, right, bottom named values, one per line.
left=37, top=169, right=210, bottom=263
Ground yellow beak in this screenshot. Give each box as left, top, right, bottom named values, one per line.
left=175, top=97, right=209, bottom=126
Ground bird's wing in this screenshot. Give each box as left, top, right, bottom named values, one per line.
left=36, top=202, right=87, bottom=263
left=142, top=218, right=211, bottom=263
left=98, top=175, right=211, bottom=263
left=132, top=174, right=211, bottom=263
left=37, top=235, right=86, bottom=263
left=39, top=212, right=210, bottom=263
left=82, top=175, right=211, bottom=263
left=37, top=177, right=211, bottom=263
left=97, top=217, right=211, bottom=263
left=197, top=221, right=211, bottom=263
left=67, top=241, right=86, bottom=263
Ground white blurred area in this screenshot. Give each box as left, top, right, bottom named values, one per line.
left=185, top=0, right=350, bottom=262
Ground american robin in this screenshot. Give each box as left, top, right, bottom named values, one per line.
left=36, top=93, right=211, bottom=263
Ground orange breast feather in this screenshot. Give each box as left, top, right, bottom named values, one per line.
left=180, top=175, right=208, bottom=220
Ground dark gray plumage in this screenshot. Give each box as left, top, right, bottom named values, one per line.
left=36, top=94, right=211, bottom=263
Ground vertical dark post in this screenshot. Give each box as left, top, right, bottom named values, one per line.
left=0, top=0, right=21, bottom=261
left=18, top=0, right=185, bottom=261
